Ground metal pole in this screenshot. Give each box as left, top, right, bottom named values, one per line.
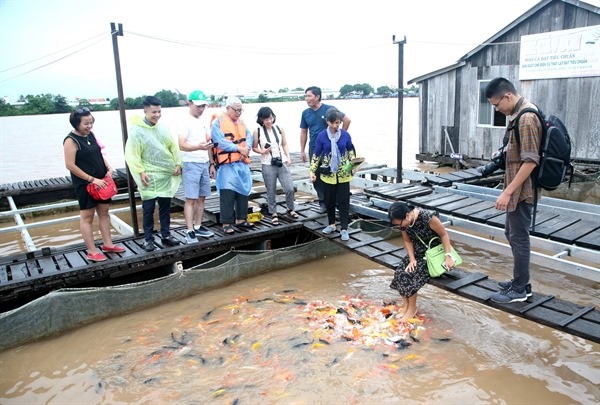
left=110, top=22, right=139, bottom=236
left=392, top=35, right=406, bottom=183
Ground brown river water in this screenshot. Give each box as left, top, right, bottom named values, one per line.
left=0, top=240, right=598, bottom=404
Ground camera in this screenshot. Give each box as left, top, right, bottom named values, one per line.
left=318, top=165, right=332, bottom=175
left=477, top=148, right=506, bottom=177
left=271, top=157, right=283, bottom=167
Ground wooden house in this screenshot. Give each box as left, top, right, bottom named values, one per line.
left=408, top=0, right=600, bottom=163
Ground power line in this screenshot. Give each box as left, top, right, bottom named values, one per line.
left=0, top=32, right=106, bottom=74
left=126, top=30, right=381, bottom=56
left=0, top=36, right=109, bottom=84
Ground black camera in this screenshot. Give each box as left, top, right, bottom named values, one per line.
left=477, top=148, right=506, bottom=177
left=271, top=157, right=283, bottom=167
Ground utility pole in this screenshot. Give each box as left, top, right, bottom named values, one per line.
left=393, top=35, right=406, bottom=183
left=111, top=22, right=139, bottom=236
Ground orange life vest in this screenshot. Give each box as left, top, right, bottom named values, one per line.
left=210, top=112, right=251, bottom=166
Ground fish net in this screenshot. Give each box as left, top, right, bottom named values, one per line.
left=0, top=239, right=346, bottom=352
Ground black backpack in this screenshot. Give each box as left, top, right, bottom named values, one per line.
left=512, top=106, right=574, bottom=231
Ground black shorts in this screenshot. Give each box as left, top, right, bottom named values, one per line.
left=75, top=184, right=110, bottom=210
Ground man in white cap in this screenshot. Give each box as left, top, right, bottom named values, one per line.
left=178, top=90, right=215, bottom=243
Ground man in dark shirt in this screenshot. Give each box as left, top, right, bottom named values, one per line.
left=300, top=86, right=351, bottom=212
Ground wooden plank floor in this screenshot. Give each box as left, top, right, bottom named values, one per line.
left=0, top=207, right=318, bottom=307
left=302, top=217, right=600, bottom=343
left=365, top=185, right=600, bottom=251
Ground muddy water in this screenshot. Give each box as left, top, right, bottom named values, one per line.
left=0, top=248, right=598, bottom=404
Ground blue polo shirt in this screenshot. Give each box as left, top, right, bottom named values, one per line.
left=300, top=103, right=345, bottom=150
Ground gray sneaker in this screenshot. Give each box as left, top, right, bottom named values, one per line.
left=490, top=288, right=528, bottom=303
left=186, top=230, right=198, bottom=244
left=498, top=280, right=533, bottom=297
left=340, top=230, right=349, bottom=241
left=143, top=240, right=156, bottom=252
left=195, top=225, right=214, bottom=238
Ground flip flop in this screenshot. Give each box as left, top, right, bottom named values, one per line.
left=223, top=224, right=235, bottom=234
left=236, top=220, right=255, bottom=229
left=287, top=210, right=299, bottom=219
left=271, top=214, right=279, bottom=226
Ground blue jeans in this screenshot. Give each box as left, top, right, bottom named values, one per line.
left=142, top=197, right=172, bottom=242
left=505, top=200, right=532, bottom=292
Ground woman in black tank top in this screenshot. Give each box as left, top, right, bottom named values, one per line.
left=63, top=107, right=125, bottom=262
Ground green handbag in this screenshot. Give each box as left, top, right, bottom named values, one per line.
left=415, top=235, right=462, bottom=278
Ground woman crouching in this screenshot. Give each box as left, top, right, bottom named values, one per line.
left=388, top=202, right=457, bottom=321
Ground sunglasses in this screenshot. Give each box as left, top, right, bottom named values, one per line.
left=75, top=107, right=90, bottom=115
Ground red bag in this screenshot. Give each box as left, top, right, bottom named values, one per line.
left=87, top=176, right=117, bottom=200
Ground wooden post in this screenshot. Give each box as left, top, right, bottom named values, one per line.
left=111, top=22, right=139, bottom=237
left=393, top=35, right=406, bottom=183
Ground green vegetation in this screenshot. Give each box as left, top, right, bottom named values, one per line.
left=0, top=85, right=419, bottom=117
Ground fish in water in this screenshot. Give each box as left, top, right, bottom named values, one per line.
left=202, top=308, right=216, bottom=320
left=222, top=334, right=242, bottom=345
left=171, top=331, right=193, bottom=346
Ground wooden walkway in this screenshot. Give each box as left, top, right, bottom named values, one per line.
left=1, top=170, right=599, bottom=343
left=0, top=201, right=325, bottom=311
left=360, top=182, right=600, bottom=251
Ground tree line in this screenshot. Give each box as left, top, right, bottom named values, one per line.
left=0, top=85, right=419, bottom=117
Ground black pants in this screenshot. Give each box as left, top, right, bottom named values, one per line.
left=323, top=181, right=350, bottom=230
left=142, top=197, right=172, bottom=242
left=219, top=188, right=249, bottom=225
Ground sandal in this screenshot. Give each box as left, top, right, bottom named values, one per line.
left=236, top=220, right=255, bottom=229
left=287, top=210, right=299, bottom=219
left=223, top=224, right=235, bottom=234
left=271, top=214, right=280, bottom=226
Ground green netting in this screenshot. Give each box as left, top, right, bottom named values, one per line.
left=350, top=218, right=399, bottom=240
left=0, top=239, right=345, bottom=352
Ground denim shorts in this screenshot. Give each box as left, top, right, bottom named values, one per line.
left=182, top=161, right=211, bottom=198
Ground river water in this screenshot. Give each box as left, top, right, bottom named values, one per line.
left=0, top=248, right=598, bottom=404
left=0, top=98, right=599, bottom=403
left=0, top=98, right=423, bottom=185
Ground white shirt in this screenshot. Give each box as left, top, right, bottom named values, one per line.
left=258, top=126, right=283, bottom=165
left=179, top=114, right=210, bottom=163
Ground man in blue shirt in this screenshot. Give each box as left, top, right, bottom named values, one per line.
left=300, top=86, right=351, bottom=213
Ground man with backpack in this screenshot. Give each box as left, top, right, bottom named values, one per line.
left=485, top=77, right=542, bottom=304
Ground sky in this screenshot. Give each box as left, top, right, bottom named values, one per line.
left=2, top=0, right=596, bottom=102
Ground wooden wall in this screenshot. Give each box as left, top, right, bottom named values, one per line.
left=418, top=0, right=600, bottom=161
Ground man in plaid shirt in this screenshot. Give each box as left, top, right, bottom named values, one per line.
left=485, top=78, right=542, bottom=303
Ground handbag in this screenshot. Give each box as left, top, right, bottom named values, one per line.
left=415, top=235, right=462, bottom=278
left=87, top=175, right=117, bottom=201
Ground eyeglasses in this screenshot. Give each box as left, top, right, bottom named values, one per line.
left=75, top=107, right=90, bottom=115
left=228, top=106, right=243, bottom=114
left=491, top=94, right=507, bottom=109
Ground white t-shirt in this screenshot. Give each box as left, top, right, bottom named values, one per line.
left=179, top=114, right=210, bottom=163
left=258, top=126, right=283, bottom=165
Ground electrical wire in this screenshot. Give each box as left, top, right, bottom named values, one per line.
left=126, top=30, right=381, bottom=56
left=0, top=35, right=109, bottom=84
left=0, top=32, right=106, bottom=73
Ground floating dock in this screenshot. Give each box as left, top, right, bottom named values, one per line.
left=0, top=163, right=598, bottom=343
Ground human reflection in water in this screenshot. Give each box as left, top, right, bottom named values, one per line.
left=388, top=202, right=457, bottom=321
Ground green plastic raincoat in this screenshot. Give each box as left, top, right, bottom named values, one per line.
left=124, top=115, right=182, bottom=200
